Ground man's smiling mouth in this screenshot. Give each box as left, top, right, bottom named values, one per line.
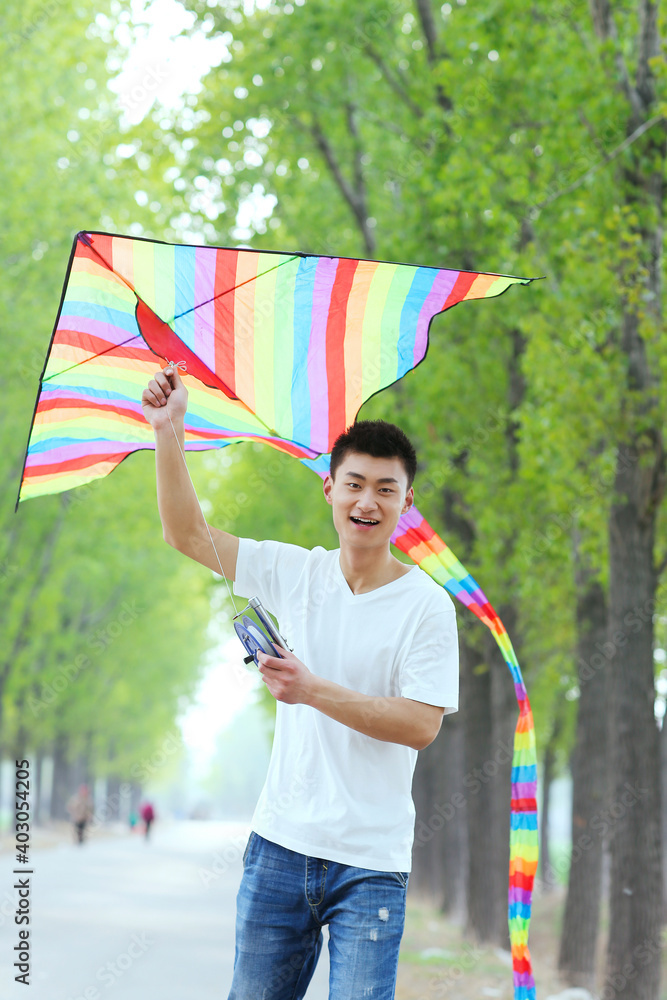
left=350, top=516, right=379, bottom=525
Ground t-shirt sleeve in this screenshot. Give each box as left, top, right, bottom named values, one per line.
left=398, top=608, right=459, bottom=714
left=233, top=537, right=311, bottom=622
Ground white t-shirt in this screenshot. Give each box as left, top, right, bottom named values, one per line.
left=233, top=538, right=459, bottom=872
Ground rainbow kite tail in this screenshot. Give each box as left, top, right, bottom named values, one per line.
left=391, top=506, right=538, bottom=1000
left=300, top=460, right=538, bottom=999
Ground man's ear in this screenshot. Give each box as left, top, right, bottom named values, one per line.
left=402, top=485, right=414, bottom=515
left=323, top=474, right=334, bottom=505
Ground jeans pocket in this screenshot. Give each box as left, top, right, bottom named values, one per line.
left=392, top=871, right=409, bottom=888
left=242, top=831, right=256, bottom=868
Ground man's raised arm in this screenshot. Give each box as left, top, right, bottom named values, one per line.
left=141, top=366, right=239, bottom=580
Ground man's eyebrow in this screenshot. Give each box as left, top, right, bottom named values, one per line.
left=344, top=471, right=400, bottom=484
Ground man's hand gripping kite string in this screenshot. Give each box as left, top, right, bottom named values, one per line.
left=142, top=361, right=290, bottom=669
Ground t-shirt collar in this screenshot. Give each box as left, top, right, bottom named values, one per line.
left=333, top=550, right=417, bottom=600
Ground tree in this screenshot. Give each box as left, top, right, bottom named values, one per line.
left=160, top=1, right=667, bottom=990
left=0, top=0, right=218, bottom=810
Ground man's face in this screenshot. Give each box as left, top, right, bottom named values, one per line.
left=323, top=451, right=414, bottom=550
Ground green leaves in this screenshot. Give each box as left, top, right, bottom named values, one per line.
left=0, top=0, right=217, bottom=774
left=164, top=0, right=667, bottom=771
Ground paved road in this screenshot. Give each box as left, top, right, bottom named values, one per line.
left=0, top=821, right=330, bottom=999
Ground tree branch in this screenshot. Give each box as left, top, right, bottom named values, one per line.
left=310, top=112, right=375, bottom=256
left=577, top=108, right=607, bottom=155
left=414, top=0, right=439, bottom=63
left=636, top=0, right=659, bottom=109
left=310, top=119, right=358, bottom=210
left=356, top=108, right=408, bottom=139
left=588, top=0, right=611, bottom=38
left=364, top=44, right=424, bottom=118
left=532, top=114, right=665, bottom=211
left=413, top=0, right=453, bottom=113
left=588, top=0, right=643, bottom=121
left=345, top=103, right=365, bottom=202
left=345, top=102, right=376, bottom=256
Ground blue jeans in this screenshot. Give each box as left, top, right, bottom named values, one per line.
left=228, top=832, right=409, bottom=999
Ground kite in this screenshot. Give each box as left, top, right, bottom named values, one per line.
left=17, top=231, right=538, bottom=999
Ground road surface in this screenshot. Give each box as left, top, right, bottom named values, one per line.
left=0, top=820, right=330, bottom=999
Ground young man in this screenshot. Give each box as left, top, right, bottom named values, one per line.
left=142, top=366, right=459, bottom=1000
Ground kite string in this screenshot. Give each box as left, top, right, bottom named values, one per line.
left=163, top=374, right=240, bottom=617
left=46, top=235, right=300, bottom=384
left=80, top=231, right=300, bottom=327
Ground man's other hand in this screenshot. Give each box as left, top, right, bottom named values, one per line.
left=256, top=649, right=315, bottom=705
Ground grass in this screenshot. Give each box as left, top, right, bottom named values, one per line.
left=397, top=887, right=667, bottom=1000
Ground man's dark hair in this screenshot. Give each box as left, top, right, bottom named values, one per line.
left=329, top=420, right=417, bottom=489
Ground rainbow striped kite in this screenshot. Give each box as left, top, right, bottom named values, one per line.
left=17, top=231, right=538, bottom=998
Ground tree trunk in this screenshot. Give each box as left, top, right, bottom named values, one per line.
left=106, top=775, right=121, bottom=821
left=50, top=733, right=72, bottom=820
left=411, top=726, right=446, bottom=902
left=34, top=752, right=44, bottom=826
left=484, top=327, right=528, bottom=949
left=488, top=605, right=519, bottom=949
left=661, top=713, right=667, bottom=920
left=130, top=782, right=142, bottom=817
left=463, top=632, right=499, bottom=941
left=80, top=731, right=95, bottom=788
left=539, top=700, right=565, bottom=897
left=587, top=3, right=666, bottom=994
left=410, top=709, right=467, bottom=915
left=605, top=438, right=663, bottom=997
left=13, top=710, right=28, bottom=767
left=439, top=709, right=467, bottom=918
left=559, top=574, right=609, bottom=986
left=540, top=742, right=553, bottom=890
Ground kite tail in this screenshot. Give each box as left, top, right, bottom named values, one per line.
left=301, top=458, right=538, bottom=999
left=391, top=505, right=538, bottom=1000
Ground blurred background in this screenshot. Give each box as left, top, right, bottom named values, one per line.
left=1, top=0, right=667, bottom=997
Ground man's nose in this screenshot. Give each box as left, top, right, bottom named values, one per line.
left=358, top=490, right=378, bottom=510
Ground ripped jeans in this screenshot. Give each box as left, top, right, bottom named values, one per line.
left=228, top=832, right=409, bottom=1000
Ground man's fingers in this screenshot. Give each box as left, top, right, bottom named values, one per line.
left=141, top=386, right=162, bottom=408
left=258, top=653, right=286, bottom=670
left=141, top=367, right=188, bottom=415
left=155, top=371, right=173, bottom=395
left=143, top=376, right=171, bottom=406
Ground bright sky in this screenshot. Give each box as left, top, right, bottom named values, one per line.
left=179, top=635, right=264, bottom=774
left=110, top=0, right=264, bottom=759
left=109, top=0, right=229, bottom=124
left=108, top=0, right=276, bottom=238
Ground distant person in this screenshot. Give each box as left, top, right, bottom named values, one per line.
left=143, top=367, right=459, bottom=999
left=140, top=801, right=155, bottom=840
left=128, top=809, right=139, bottom=833
left=67, top=784, right=94, bottom=845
